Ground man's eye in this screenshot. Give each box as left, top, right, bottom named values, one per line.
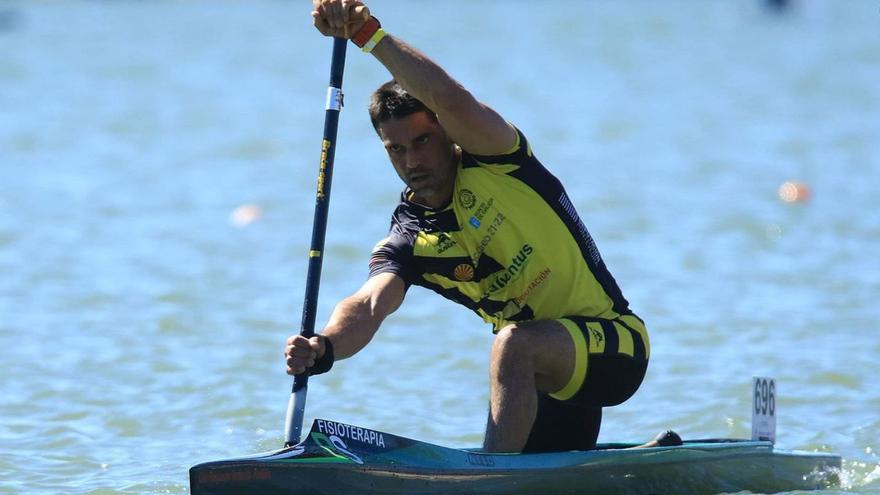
left=416, top=136, right=429, bottom=144
left=389, top=145, right=402, bottom=152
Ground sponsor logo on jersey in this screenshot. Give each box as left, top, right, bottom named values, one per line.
left=458, top=189, right=476, bottom=209
left=453, top=263, right=475, bottom=282
left=558, top=191, right=601, bottom=265
left=487, top=244, right=534, bottom=294
left=472, top=212, right=505, bottom=262
left=436, top=232, right=456, bottom=254
left=513, top=267, right=552, bottom=307
left=466, top=197, right=495, bottom=230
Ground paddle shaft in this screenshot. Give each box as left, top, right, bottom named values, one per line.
left=284, top=36, right=349, bottom=447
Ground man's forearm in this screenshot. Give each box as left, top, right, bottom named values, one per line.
left=366, top=27, right=516, bottom=156
left=371, top=34, right=467, bottom=115
left=322, top=293, right=384, bottom=360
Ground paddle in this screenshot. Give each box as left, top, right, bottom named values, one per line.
left=284, top=6, right=367, bottom=447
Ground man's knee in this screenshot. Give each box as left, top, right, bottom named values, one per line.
left=492, top=320, right=577, bottom=392
left=491, top=323, right=534, bottom=362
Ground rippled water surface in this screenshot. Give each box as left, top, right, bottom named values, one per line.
left=1, top=1, right=879, bottom=493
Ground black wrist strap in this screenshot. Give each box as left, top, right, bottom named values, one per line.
left=309, top=335, right=335, bottom=376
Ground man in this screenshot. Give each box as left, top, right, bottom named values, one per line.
left=285, top=0, right=649, bottom=453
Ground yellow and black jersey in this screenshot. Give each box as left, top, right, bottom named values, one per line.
left=369, top=127, right=636, bottom=332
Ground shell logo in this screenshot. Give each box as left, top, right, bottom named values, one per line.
left=453, top=264, right=475, bottom=282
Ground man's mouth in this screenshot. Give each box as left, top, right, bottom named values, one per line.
left=409, top=173, right=429, bottom=185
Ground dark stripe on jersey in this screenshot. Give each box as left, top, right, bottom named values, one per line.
left=416, top=277, right=535, bottom=325
left=506, top=305, right=535, bottom=323
left=417, top=278, right=481, bottom=314
left=494, top=142, right=630, bottom=316
left=420, top=208, right=461, bottom=233
left=461, top=153, right=482, bottom=169
left=415, top=254, right=503, bottom=283
left=475, top=297, right=508, bottom=315
left=462, top=134, right=531, bottom=166
left=393, top=190, right=462, bottom=234
left=369, top=231, right=416, bottom=284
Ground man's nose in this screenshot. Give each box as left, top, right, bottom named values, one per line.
left=405, top=150, right=420, bottom=168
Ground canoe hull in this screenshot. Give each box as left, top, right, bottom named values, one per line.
left=190, top=419, right=840, bottom=495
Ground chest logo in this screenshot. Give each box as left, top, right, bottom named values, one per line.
left=436, top=233, right=456, bottom=254
left=454, top=263, right=475, bottom=282
left=458, top=189, right=476, bottom=209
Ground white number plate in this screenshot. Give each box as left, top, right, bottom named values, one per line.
left=752, top=377, right=776, bottom=443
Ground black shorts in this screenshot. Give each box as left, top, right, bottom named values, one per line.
left=523, top=314, right=649, bottom=453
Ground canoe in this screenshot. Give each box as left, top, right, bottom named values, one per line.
left=189, top=418, right=841, bottom=495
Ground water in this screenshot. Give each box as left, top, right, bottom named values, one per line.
left=1, top=0, right=878, bottom=493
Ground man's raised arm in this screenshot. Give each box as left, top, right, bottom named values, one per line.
left=311, top=0, right=517, bottom=155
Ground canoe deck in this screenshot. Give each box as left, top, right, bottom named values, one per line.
left=190, top=418, right=841, bottom=495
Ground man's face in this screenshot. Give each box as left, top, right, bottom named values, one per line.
left=378, top=112, right=458, bottom=209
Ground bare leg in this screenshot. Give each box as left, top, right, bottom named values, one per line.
left=482, top=320, right=576, bottom=453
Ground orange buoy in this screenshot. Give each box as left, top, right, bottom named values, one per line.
left=230, top=204, right=263, bottom=227
left=778, top=181, right=811, bottom=203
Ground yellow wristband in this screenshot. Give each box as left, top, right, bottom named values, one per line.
left=362, top=28, right=387, bottom=54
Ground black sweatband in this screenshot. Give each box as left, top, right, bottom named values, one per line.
left=309, top=335, right=335, bottom=376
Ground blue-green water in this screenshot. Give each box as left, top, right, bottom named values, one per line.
left=1, top=1, right=878, bottom=493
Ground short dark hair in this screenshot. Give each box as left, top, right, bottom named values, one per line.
left=368, top=80, right=438, bottom=133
